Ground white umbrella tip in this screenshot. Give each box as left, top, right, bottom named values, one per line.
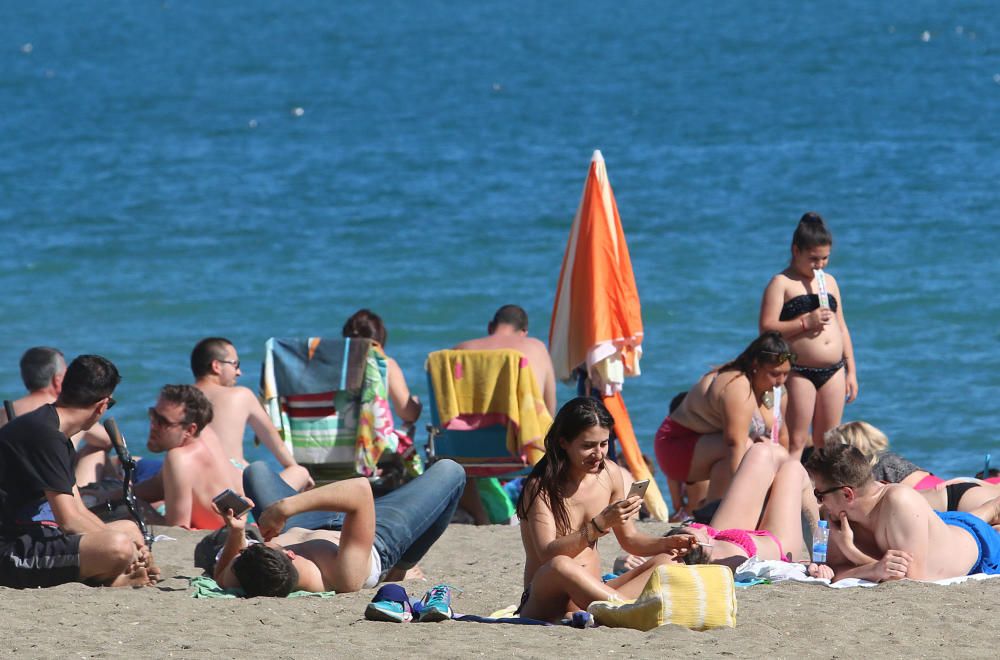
left=591, top=149, right=604, bottom=163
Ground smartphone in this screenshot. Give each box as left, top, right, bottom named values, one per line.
left=627, top=479, right=650, bottom=500
left=213, top=489, right=252, bottom=518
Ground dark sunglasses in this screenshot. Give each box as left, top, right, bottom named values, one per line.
left=218, top=359, right=241, bottom=369
left=814, top=485, right=845, bottom=502
left=106, top=397, right=116, bottom=410
left=148, top=406, right=184, bottom=429
left=761, top=350, right=797, bottom=365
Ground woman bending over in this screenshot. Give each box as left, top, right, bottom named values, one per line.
left=654, top=332, right=792, bottom=515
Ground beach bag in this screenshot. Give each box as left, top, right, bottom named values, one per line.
left=587, top=564, right=736, bottom=631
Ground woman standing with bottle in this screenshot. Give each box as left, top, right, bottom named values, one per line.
left=759, top=212, right=859, bottom=459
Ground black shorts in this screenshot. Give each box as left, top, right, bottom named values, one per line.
left=0, top=525, right=82, bottom=588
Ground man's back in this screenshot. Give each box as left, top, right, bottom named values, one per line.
left=852, top=484, right=981, bottom=580
left=454, top=334, right=556, bottom=415
left=162, top=426, right=242, bottom=529
left=195, top=381, right=253, bottom=465
left=0, top=405, right=74, bottom=530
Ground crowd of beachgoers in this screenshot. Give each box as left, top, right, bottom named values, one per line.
left=2, top=212, right=999, bottom=631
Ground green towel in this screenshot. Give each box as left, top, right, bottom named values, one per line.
left=189, top=575, right=336, bottom=598
left=478, top=477, right=516, bottom=524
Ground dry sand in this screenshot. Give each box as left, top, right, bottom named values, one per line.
left=2, top=521, right=998, bottom=659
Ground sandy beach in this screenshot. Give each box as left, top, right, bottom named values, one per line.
left=2, top=520, right=997, bottom=659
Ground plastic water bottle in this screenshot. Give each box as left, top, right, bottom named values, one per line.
left=812, top=520, right=829, bottom=563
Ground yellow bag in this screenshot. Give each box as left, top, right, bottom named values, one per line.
left=587, top=564, right=737, bottom=631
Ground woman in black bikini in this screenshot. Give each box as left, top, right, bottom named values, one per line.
left=759, top=213, right=859, bottom=460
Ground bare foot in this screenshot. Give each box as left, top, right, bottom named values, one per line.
left=109, top=566, right=156, bottom=588
left=971, top=495, right=1000, bottom=526
left=383, top=564, right=426, bottom=582
left=668, top=508, right=691, bottom=523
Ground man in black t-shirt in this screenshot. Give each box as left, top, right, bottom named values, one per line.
left=0, top=355, right=158, bottom=588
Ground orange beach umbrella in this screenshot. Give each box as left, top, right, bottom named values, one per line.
left=548, top=150, right=668, bottom=521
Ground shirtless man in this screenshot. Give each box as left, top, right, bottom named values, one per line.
left=191, top=337, right=313, bottom=491
left=0, top=355, right=157, bottom=588
left=145, top=385, right=243, bottom=529
left=1, top=347, right=111, bottom=486
left=805, top=444, right=1000, bottom=582
left=454, top=305, right=556, bottom=416
left=214, top=458, right=464, bottom=598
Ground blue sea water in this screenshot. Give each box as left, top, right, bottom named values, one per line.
left=2, top=1, right=998, bottom=493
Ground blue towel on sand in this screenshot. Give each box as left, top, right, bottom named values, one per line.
left=936, top=511, right=1000, bottom=575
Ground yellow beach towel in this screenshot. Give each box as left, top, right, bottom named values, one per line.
left=588, top=564, right=737, bottom=631
left=426, top=349, right=552, bottom=465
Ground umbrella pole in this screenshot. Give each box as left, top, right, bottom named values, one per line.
left=602, top=392, right=669, bottom=522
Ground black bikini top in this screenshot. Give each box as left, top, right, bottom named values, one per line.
left=779, top=293, right=838, bottom=321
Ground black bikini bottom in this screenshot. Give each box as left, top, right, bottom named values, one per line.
left=946, top=482, right=979, bottom=511
left=792, top=359, right=845, bottom=390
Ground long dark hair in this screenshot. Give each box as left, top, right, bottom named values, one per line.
left=717, top=332, right=792, bottom=380
left=516, top=397, right=614, bottom=536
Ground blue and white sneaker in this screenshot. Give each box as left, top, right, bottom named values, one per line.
left=365, top=584, right=413, bottom=623
left=417, top=584, right=455, bottom=622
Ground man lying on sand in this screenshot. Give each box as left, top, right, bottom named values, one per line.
left=805, top=444, right=1000, bottom=582
left=213, top=459, right=464, bottom=596
left=144, top=385, right=243, bottom=530
left=0, top=355, right=158, bottom=588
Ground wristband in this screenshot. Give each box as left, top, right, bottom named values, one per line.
left=592, top=517, right=608, bottom=535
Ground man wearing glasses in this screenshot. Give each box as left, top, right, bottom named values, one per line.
left=0, top=355, right=158, bottom=588
left=145, top=384, right=243, bottom=529
left=191, top=337, right=313, bottom=491
left=805, top=444, right=1000, bottom=582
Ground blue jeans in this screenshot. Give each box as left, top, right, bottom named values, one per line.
left=243, top=459, right=465, bottom=575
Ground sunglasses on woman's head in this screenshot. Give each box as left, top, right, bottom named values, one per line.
left=760, top=350, right=797, bottom=365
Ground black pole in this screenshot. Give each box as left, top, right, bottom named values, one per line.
left=103, top=417, right=153, bottom=547
left=2, top=400, right=14, bottom=421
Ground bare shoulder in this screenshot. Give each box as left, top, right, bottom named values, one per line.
left=601, top=461, right=629, bottom=492
left=522, top=336, right=551, bottom=357
left=764, top=273, right=789, bottom=291
left=715, top=371, right=751, bottom=398
left=883, top=483, right=925, bottom=507
left=520, top=477, right=550, bottom=515
left=233, top=385, right=262, bottom=405
left=453, top=337, right=483, bottom=350
left=163, top=446, right=194, bottom=473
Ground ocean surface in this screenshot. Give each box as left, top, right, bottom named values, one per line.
left=2, top=1, right=998, bottom=495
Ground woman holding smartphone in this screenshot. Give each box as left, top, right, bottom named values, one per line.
left=514, top=397, right=696, bottom=623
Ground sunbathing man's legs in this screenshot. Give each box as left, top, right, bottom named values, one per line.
left=244, top=462, right=345, bottom=530
left=371, top=459, right=465, bottom=572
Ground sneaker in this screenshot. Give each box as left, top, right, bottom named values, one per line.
left=417, top=584, right=454, bottom=622
left=365, top=584, right=413, bottom=623
left=365, top=599, right=413, bottom=623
